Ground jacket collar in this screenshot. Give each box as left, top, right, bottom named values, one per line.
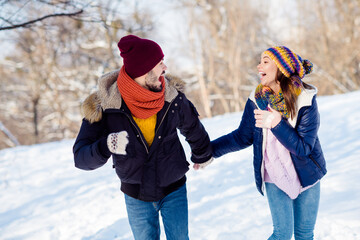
left=249, top=84, right=318, bottom=127
left=81, top=69, right=185, bottom=123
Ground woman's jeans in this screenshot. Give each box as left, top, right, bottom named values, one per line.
left=265, top=182, right=320, bottom=240
left=124, top=184, right=189, bottom=240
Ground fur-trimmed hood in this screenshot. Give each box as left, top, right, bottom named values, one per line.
left=81, top=69, right=185, bottom=123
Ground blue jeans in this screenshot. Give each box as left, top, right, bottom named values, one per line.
left=265, top=182, right=320, bottom=240
left=124, top=184, right=189, bottom=240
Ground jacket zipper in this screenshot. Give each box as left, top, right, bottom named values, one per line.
left=309, top=154, right=322, bottom=170
left=155, top=98, right=176, bottom=136
left=123, top=113, right=149, bottom=154
left=121, top=97, right=177, bottom=154
left=152, top=98, right=176, bottom=199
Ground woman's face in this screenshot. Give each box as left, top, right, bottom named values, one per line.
left=257, top=53, right=280, bottom=92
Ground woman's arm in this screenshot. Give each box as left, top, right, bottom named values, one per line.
left=271, top=96, right=320, bottom=157
left=211, top=99, right=256, bottom=158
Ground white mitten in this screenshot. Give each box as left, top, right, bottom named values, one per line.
left=107, top=131, right=129, bottom=155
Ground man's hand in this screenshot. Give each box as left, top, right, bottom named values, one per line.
left=254, top=106, right=281, bottom=129
left=193, top=157, right=214, bottom=170
left=107, top=131, right=129, bottom=155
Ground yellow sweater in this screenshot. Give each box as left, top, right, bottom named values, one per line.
left=132, top=114, right=157, bottom=147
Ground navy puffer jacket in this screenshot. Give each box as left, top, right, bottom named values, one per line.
left=73, top=70, right=212, bottom=201
left=211, top=86, right=327, bottom=195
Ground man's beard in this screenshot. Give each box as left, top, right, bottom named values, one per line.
left=145, top=70, right=164, bottom=92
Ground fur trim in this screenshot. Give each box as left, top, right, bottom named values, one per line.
left=81, top=92, right=102, bottom=123
left=98, top=70, right=122, bottom=110
left=81, top=70, right=185, bottom=123
left=164, top=74, right=183, bottom=102
left=165, top=74, right=185, bottom=92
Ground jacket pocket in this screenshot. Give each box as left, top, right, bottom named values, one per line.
left=114, top=144, right=143, bottom=184
left=309, top=154, right=322, bottom=171
left=162, top=132, right=178, bottom=154
left=157, top=133, right=189, bottom=187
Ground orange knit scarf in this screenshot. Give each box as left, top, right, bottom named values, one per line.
left=117, top=66, right=165, bottom=119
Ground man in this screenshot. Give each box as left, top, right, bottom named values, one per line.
left=73, top=35, right=213, bottom=240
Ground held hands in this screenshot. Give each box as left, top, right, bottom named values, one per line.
left=193, top=157, right=214, bottom=170
left=107, top=131, right=129, bottom=155
left=254, top=105, right=282, bottom=129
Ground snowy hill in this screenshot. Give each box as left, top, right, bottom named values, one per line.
left=1, top=91, right=360, bottom=240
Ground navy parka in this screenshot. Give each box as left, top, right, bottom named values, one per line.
left=73, top=70, right=212, bottom=202
left=211, top=87, right=327, bottom=195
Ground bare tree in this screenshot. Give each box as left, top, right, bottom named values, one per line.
left=0, top=0, right=89, bottom=31
left=179, top=0, right=359, bottom=117
left=0, top=0, right=156, bottom=149
left=0, top=122, right=20, bottom=147
left=179, top=0, right=270, bottom=117
left=295, top=0, right=360, bottom=94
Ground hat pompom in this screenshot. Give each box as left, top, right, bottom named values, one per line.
left=302, top=59, right=313, bottom=75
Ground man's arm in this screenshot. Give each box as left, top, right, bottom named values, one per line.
left=73, top=118, right=111, bottom=170
left=177, top=93, right=212, bottom=164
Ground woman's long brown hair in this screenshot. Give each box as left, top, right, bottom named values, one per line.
left=276, top=70, right=313, bottom=119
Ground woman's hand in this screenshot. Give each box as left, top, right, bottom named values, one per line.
left=254, top=106, right=282, bottom=128
left=193, top=157, right=214, bottom=170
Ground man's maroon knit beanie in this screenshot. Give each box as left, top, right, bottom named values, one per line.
left=117, top=35, right=164, bottom=79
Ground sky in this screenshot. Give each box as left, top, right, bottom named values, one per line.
left=1, top=90, right=359, bottom=240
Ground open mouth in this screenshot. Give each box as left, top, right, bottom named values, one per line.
left=259, top=72, right=266, bottom=80
left=159, top=71, right=166, bottom=81
left=259, top=72, right=266, bottom=77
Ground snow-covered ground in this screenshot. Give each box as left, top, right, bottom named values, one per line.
left=1, top=91, right=360, bottom=240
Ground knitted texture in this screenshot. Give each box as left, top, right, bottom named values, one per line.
left=132, top=114, right=157, bottom=147
left=264, top=46, right=313, bottom=79
left=117, top=66, right=165, bottom=119
left=118, top=35, right=164, bottom=79
left=264, top=129, right=319, bottom=198
left=107, top=131, right=129, bottom=155
left=264, top=129, right=302, bottom=199
left=255, top=84, right=301, bottom=119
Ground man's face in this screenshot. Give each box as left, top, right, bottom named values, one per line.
left=145, top=60, right=167, bottom=92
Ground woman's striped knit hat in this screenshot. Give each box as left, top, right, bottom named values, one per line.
left=263, top=46, right=313, bottom=79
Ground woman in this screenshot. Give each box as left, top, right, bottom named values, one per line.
left=210, top=46, right=327, bottom=239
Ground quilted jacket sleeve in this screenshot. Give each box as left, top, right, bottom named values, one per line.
left=211, top=99, right=256, bottom=158
left=178, top=93, right=212, bottom=163
left=271, top=96, right=320, bottom=157
left=73, top=118, right=111, bottom=170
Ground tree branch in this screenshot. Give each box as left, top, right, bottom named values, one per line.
left=0, top=9, right=83, bottom=31
left=0, top=121, right=20, bottom=147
